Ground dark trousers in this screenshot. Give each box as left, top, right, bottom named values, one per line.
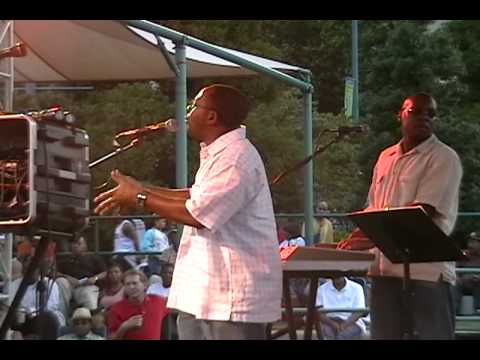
left=370, top=276, right=455, bottom=340
left=177, top=311, right=267, bottom=340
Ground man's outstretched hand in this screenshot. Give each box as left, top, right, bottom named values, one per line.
left=336, top=227, right=375, bottom=251
left=94, top=169, right=143, bottom=215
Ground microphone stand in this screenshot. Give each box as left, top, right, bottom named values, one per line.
left=89, top=137, right=143, bottom=169
left=270, top=131, right=349, bottom=186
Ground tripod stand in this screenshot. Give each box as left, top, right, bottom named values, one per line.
left=0, top=234, right=51, bottom=339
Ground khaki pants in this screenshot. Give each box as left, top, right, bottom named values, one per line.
left=56, top=277, right=100, bottom=312
left=177, top=311, right=267, bottom=340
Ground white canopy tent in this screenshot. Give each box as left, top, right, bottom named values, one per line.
left=11, top=20, right=304, bottom=83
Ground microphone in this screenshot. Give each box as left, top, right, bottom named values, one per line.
left=0, top=42, right=27, bottom=60
left=26, top=106, right=65, bottom=122
left=114, top=118, right=178, bottom=141
left=328, top=125, right=368, bottom=135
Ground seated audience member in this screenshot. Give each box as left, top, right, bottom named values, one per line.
left=57, top=307, right=104, bottom=340
left=276, top=220, right=288, bottom=245
left=114, top=217, right=146, bottom=269
left=107, top=269, right=169, bottom=340
left=16, top=236, right=56, bottom=274
left=456, top=232, right=480, bottom=313
left=302, top=202, right=335, bottom=245
left=147, top=262, right=177, bottom=340
left=147, top=262, right=174, bottom=299
left=91, top=308, right=107, bottom=338
left=167, top=227, right=179, bottom=253
left=10, top=258, right=65, bottom=339
left=56, top=235, right=106, bottom=310
left=315, top=276, right=367, bottom=340
left=279, top=222, right=306, bottom=249
left=99, top=261, right=125, bottom=310
left=141, top=216, right=170, bottom=276
left=58, top=307, right=107, bottom=338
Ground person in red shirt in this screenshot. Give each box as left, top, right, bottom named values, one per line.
left=107, top=269, right=169, bottom=340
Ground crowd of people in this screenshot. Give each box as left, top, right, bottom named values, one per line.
left=5, top=215, right=176, bottom=340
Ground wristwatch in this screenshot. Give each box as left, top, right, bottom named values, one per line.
left=136, top=192, right=148, bottom=210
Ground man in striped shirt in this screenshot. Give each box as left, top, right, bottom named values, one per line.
left=95, top=84, right=282, bottom=340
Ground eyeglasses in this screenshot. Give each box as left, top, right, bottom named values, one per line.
left=73, top=319, right=90, bottom=325
left=186, top=102, right=216, bottom=114
left=405, top=107, right=438, bottom=119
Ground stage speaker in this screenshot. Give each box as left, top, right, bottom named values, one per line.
left=0, top=112, right=90, bottom=237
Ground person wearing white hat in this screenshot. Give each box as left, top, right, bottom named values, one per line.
left=57, top=307, right=104, bottom=340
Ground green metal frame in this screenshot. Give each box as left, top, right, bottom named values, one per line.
left=352, top=20, right=359, bottom=122
left=122, top=20, right=316, bottom=243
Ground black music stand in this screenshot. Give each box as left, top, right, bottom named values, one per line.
left=348, top=205, right=466, bottom=339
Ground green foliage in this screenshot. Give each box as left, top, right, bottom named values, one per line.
left=312, top=112, right=367, bottom=212
left=247, top=88, right=307, bottom=212
left=447, top=20, right=480, bottom=103
left=264, top=20, right=351, bottom=113
left=247, top=89, right=366, bottom=213
left=436, top=104, right=480, bottom=213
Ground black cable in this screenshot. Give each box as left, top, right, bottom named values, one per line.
left=40, top=124, right=54, bottom=313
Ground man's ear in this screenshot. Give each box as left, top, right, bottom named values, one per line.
left=205, top=110, right=218, bottom=126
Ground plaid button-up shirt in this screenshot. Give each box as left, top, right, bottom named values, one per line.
left=167, top=128, right=282, bottom=322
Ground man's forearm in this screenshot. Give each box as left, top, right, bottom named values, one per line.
left=110, top=329, right=126, bottom=340
left=144, top=186, right=190, bottom=201
left=110, top=326, right=128, bottom=340
left=142, top=190, right=203, bottom=229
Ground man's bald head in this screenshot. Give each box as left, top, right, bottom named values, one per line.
left=198, top=84, right=250, bottom=128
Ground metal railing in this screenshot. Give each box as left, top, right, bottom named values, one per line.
left=85, top=211, right=480, bottom=253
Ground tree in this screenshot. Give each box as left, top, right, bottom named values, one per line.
left=247, top=88, right=365, bottom=213
left=158, top=20, right=353, bottom=114
left=265, top=20, right=351, bottom=114
left=447, top=20, right=480, bottom=104
left=358, top=20, right=467, bottom=195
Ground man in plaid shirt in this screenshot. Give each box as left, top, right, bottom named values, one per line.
left=95, top=84, right=282, bottom=340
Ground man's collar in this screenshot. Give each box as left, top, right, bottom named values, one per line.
left=388, top=134, right=438, bottom=156
left=327, top=280, right=347, bottom=292
left=128, top=294, right=147, bottom=305
left=200, top=127, right=246, bottom=158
